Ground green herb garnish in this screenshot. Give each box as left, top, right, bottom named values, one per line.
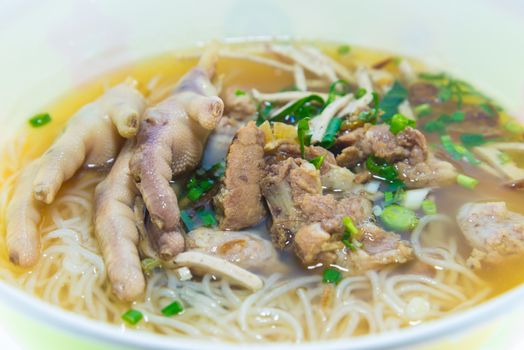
left=141, top=258, right=161, bottom=274
left=414, top=104, right=432, bottom=118
left=234, top=89, right=246, bottom=96
left=337, top=44, right=351, bottom=55
left=421, top=200, right=437, bottom=215
left=355, top=88, right=367, bottom=99
left=297, top=118, right=311, bottom=158
left=381, top=204, right=418, bottom=232
left=161, top=301, right=184, bottom=317
left=457, top=174, right=479, bottom=189
left=28, top=113, right=52, bottom=128
left=197, top=209, right=217, bottom=227
left=270, top=95, right=324, bottom=123
left=309, top=155, right=325, bottom=170
left=460, top=133, right=486, bottom=148
left=380, top=81, right=408, bottom=122
left=322, top=268, right=342, bottom=284
left=389, top=113, right=416, bottom=134
left=320, top=118, right=342, bottom=148
left=325, top=80, right=350, bottom=106
left=122, top=309, right=143, bottom=325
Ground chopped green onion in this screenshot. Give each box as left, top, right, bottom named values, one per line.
left=460, top=133, right=486, bottom=148
left=421, top=200, right=437, bottom=215
left=450, top=111, right=465, bottom=122
left=28, top=113, right=52, bottom=128
left=187, top=187, right=204, bottom=202
left=141, top=258, right=161, bottom=273
left=381, top=204, right=419, bottom=232
left=342, top=233, right=362, bottom=251
left=498, top=152, right=512, bottom=165
left=198, top=209, right=217, bottom=227
left=504, top=120, right=524, bottom=134
left=380, top=81, right=408, bottom=122
left=309, top=155, right=325, bottom=170
left=441, top=135, right=462, bottom=160
left=355, top=87, right=367, bottom=99
left=457, top=174, right=479, bottom=189
left=337, top=44, right=351, bottom=55
left=414, top=104, right=432, bottom=118
left=322, top=268, right=342, bottom=284
left=342, top=216, right=359, bottom=236
left=366, top=156, right=399, bottom=182
left=419, top=72, right=446, bottom=80
left=384, top=189, right=404, bottom=206
left=437, top=85, right=452, bottom=102
left=479, top=103, right=496, bottom=117
left=180, top=210, right=196, bottom=231
left=234, top=89, right=246, bottom=96
left=256, top=101, right=273, bottom=126
left=423, top=119, right=446, bottom=134
left=270, top=95, right=324, bottom=123
left=320, top=118, right=342, bottom=148
left=325, top=80, right=350, bottom=106
left=161, top=300, right=184, bottom=317
left=453, top=144, right=481, bottom=165
left=389, top=113, right=416, bottom=134
left=297, top=118, right=311, bottom=158
left=122, top=309, right=143, bottom=325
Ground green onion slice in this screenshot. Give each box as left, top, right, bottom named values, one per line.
left=322, top=268, right=342, bottom=284
left=28, top=113, right=52, bottom=128
left=122, top=309, right=143, bottom=325
left=161, top=300, right=184, bottom=317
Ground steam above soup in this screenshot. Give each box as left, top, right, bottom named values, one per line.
left=1, top=41, right=523, bottom=342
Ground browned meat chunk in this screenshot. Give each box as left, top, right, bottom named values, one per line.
left=261, top=158, right=321, bottom=248
left=294, top=222, right=413, bottom=271
left=396, top=154, right=457, bottom=188
left=336, top=125, right=427, bottom=168
left=457, top=202, right=524, bottom=268
left=214, top=122, right=267, bottom=230
left=261, top=158, right=372, bottom=248
left=221, top=86, right=257, bottom=120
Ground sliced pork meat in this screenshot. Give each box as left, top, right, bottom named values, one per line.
left=214, top=121, right=267, bottom=230
left=186, top=227, right=282, bottom=272
left=457, top=202, right=524, bottom=268
left=294, top=222, right=413, bottom=272
left=336, top=124, right=427, bottom=168
left=396, top=154, right=457, bottom=188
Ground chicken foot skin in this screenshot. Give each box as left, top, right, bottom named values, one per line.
left=33, top=81, right=146, bottom=204
left=94, top=141, right=144, bottom=301
left=7, top=82, right=146, bottom=268
left=130, top=46, right=224, bottom=260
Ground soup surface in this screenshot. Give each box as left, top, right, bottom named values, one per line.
left=1, top=41, right=524, bottom=342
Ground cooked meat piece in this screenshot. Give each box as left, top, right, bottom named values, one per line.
left=186, top=228, right=282, bottom=272
left=457, top=202, right=524, bottom=268
left=130, top=45, right=224, bottom=259
left=262, top=157, right=373, bottom=249
left=265, top=142, right=337, bottom=175
left=354, top=170, right=372, bottom=184
left=336, top=125, right=427, bottom=167
left=261, top=158, right=321, bottom=248
left=320, top=164, right=356, bottom=191
left=221, top=86, right=256, bottom=120
left=6, top=161, right=43, bottom=267
left=94, top=141, right=144, bottom=301
left=408, top=82, right=439, bottom=105
left=295, top=222, right=413, bottom=271
left=214, top=122, right=267, bottom=230
left=33, top=81, right=146, bottom=204
left=396, top=154, right=457, bottom=188
left=300, top=192, right=372, bottom=233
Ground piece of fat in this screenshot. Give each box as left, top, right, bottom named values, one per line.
left=174, top=251, right=264, bottom=291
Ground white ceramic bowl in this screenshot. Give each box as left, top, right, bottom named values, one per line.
left=1, top=1, right=524, bottom=349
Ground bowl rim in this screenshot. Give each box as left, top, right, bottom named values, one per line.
left=1, top=272, right=522, bottom=349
